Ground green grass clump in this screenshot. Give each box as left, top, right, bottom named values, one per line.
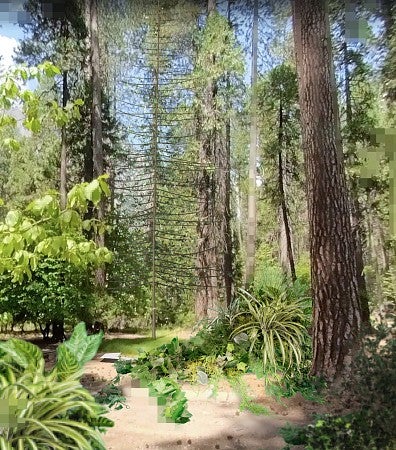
left=228, top=375, right=270, bottom=416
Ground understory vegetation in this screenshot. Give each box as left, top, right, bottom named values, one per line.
left=281, top=321, right=396, bottom=450
left=0, top=323, right=113, bottom=448
left=0, top=0, right=395, bottom=448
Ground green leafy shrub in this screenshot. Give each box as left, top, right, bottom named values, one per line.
left=231, top=288, right=310, bottom=371
left=0, top=259, right=95, bottom=336
left=113, top=337, right=192, bottom=424
left=148, top=377, right=191, bottom=424
left=193, top=304, right=236, bottom=357
left=0, top=322, right=113, bottom=449
left=268, top=363, right=326, bottom=402
left=281, top=321, right=396, bottom=450
left=95, top=384, right=126, bottom=410
left=282, top=411, right=395, bottom=450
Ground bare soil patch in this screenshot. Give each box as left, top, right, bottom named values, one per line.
left=82, top=358, right=330, bottom=450
left=21, top=332, right=332, bottom=449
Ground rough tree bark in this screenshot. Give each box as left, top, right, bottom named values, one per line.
left=223, top=0, right=234, bottom=307
left=196, top=0, right=218, bottom=320
left=278, top=99, right=296, bottom=282
left=196, top=0, right=232, bottom=319
left=292, top=0, right=362, bottom=380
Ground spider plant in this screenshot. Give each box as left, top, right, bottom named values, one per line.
left=231, top=288, right=310, bottom=372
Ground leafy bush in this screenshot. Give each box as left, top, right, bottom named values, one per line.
left=113, top=337, right=192, bottom=424
left=281, top=321, right=396, bottom=450
left=193, top=302, right=239, bottom=357
left=148, top=377, right=191, bottom=424
left=268, top=362, right=326, bottom=402
left=343, top=321, right=396, bottom=445
left=0, top=322, right=113, bottom=449
left=95, top=383, right=126, bottom=410
left=282, top=411, right=395, bottom=450
left=0, top=259, right=95, bottom=336
left=231, top=288, right=310, bottom=371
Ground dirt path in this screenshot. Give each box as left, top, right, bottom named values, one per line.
left=82, top=359, right=327, bottom=450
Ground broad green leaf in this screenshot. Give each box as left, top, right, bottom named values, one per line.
left=24, top=117, right=41, bottom=133
left=84, top=179, right=101, bottom=205
left=39, top=61, right=61, bottom=77
left=98, top=176, right=111, bottom=197
left=5, top=210, right=21, bottom=227
left=0, top=115, right=17, bottom=127
left=53, top=344, right=81, bottom=381
left=64, top=322, right=103, bottom=367
left=0, top=339, right=44, bottom=372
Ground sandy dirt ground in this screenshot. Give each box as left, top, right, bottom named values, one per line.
left=33, top=331, right=329, bottom=450
left=82, top=357, right=329, bottom=450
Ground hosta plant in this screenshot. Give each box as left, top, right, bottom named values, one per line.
left=0, top=322, right=113, bottom=449
left=231, top=289, right=310, bottom=371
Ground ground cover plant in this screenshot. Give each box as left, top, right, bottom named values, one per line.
left=281, top=320, right=396, bottom=450
left=105, top=274, right=316, bottom=421
left=0, top=322, right=113, bottom=449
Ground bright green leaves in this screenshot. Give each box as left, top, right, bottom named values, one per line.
left=39, top=60, right=61, bottom=78
left=68, top=175, right=111, bottom=210
left=0, top=338, right=44, bottom=374
left=27, top=194, right=58, bottom=217
left=85, top=179, right=101, bottom=205
left=63, top=322, right=103, bottom=367
left=0, top=62, right=84, bottom=149
left=0, top=324, right=112, bottom=449
left=2, top=138, right=20, bottom=151
left=54, top=344, right=81, bottom=381
left=149, top=377, right=191, bottom=424
left=4, top=210, right=21, bottom=227
left=0, top=178, right=112, bottom=282
left=52, top=323, right=103, bottom=381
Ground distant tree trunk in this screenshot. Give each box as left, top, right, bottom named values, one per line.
left=90, top=0, right=105, bottom=288
left=292, top=0, right=362, bottom=380
left=278, top=99, right=296, bottom=282
left=342, top=32, right=370, bottom=326
left=223, top=0, right=234, bottom=307
left=83, top=0, right=93, bottom=187
left=60, top=70, right=69, bottom=210
left=195, top=0, right=231, bottom=319
left=245, top=0, right=259, bottom=288
left=149, top=6, right=161, bottom=339
left=52, top=320, right=65, bottom=343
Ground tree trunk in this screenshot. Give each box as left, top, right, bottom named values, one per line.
left=60, top=70, right=69, bottom=210
left=149, top=6, right=161, bottom=339
left=245, top=0, right=259, bottom=288
left=342, top=32, right=370, bottom=326
left=52, top=320, right=65, bottom=343
left=278, top=99, right=296, bottom=282
left=90, top=0, right=105, bottom=288
left=195, top=0, right=231, bottom=319
left=292, top=0, right=362, bottom=380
